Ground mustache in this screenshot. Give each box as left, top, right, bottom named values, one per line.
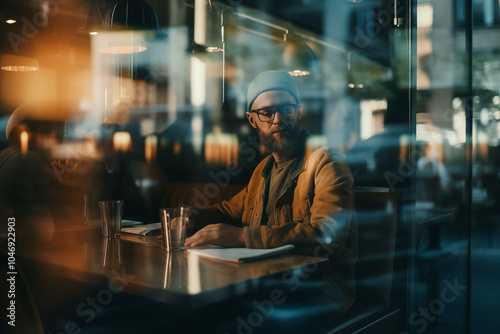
left=271, top=126, right=289, bottom=133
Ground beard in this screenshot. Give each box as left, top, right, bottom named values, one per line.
left=257, top=121, right=301, bottom=155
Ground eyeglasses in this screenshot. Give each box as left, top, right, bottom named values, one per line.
left=250, top=104, right=299, bottom=123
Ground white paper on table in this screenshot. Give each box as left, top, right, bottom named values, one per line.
left=121, top=222, right=161, bottom=237
left=188, top=245, right=294, bottom=263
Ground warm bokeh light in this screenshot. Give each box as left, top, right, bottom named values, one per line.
left=205, top=46, right=223, bottom=52
left=20, top=131, right=29, bottom=154
left=477, top=131, right=489, bottom=162
left=1, top=65, right=40, bottom=72
left=145, top=134, right=158, bottom=163
left=204, top=129, right=238, bottom=167
left=289, top=69, right=310, bottom=76
left=113, top=132, right=132, bottom=152
left=0, top=54, right=39, bottom=72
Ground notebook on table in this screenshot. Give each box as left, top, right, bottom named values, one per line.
left=188, top=245, right=294, bottom=263
left=121, top=222, right=162, bottom=237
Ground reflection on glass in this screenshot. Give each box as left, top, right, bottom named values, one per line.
left=145, top=134, right=158, bottom=163
left=187, top=253, right=202, bottom=294
left=113, top=131, right=132, bottom=152
left=1, top=0, right=498, bottom=332
left=20, top=130, right=29, bottom=154
left=100, top=238, right=123, bottom=270
left=162, top=251, right=172, bottom=289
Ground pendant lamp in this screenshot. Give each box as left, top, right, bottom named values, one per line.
left=192, top=0, right=224, bottom=53
left=282, top=37, right=319, bottom=77
left=76, top=0, right=105, bottom=37
left=0, top=25, right=39, bottom=72
left=99, top=0, right=161, bottom=54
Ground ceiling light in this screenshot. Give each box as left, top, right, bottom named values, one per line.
left=192, top=0, right=224, bottom=53
left=98, top=31, right=148, bottom=54
left=205, top=46, right=223, bottom=53
left=6, top=19, right=16, bottom=24
left=0, top=55, right=39, bottom=71
left=104, top=0, right=160, bottom=31
left=291, top=69, right=310, bottom=76
left=0, top=31, right=39, bottom=71
left=76, top=0, right=103, bottom=38
left=282, top=38, right=319, bottom=76
left=99, top=0, right=161, bottom=54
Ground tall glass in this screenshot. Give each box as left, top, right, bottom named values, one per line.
left=98, top=200, right=124, bottom=239
left=159, top=207, right=189, bottom=251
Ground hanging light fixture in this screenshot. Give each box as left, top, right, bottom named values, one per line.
left=192, top=0, right=224, bottom=53
left=98, top=0, right=161, bottom=54
left=282, top=36, right=319, bottom=76
left=189, top=0, right=228, bottom=114
left=76, top=0, right=104, bottom=37
left=229, top=11, right=317, bottom=76
left=98, top=31, right=148, bottom=54
left=104, top=0, right=159, bottom=30
left=0, top=25, right=39, bottom=72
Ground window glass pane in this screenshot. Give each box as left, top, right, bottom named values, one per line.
left=9, top=1, right=500, bottom=333
left=414, top=1, right=470, bottom=333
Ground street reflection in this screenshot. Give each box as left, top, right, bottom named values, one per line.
left=0, top=0, right=499, bottom=332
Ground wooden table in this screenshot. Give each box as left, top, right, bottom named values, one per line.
left=19, top=226, right=329, bottom=309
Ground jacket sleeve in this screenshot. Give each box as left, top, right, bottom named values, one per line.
left=188, top=156, right=268, bottom=233
left=243, top=150, right=356, bottom=252
left=189, top=186, right=249, bottom=233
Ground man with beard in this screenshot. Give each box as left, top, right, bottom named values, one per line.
left=184, top=71, right=358, bottom=332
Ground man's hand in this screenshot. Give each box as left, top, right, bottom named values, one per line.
left=184, top=223, right=245, bottom=248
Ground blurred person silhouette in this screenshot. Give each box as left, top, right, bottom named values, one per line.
left=0, top=101, right=70, bottom=247
left=84, top=129, right=168, bottom=225
left=416, top=141, right=451, bottom=201
left=0, top=101, right=102, bottom=334
left=324, top=96, right=361, bottom=155
left=415, top=113, right=452, bottom=202
left=156, top=113, right=200, bottom=179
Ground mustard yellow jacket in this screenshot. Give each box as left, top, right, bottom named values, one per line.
left=193, top=131, right=358, bottom=311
